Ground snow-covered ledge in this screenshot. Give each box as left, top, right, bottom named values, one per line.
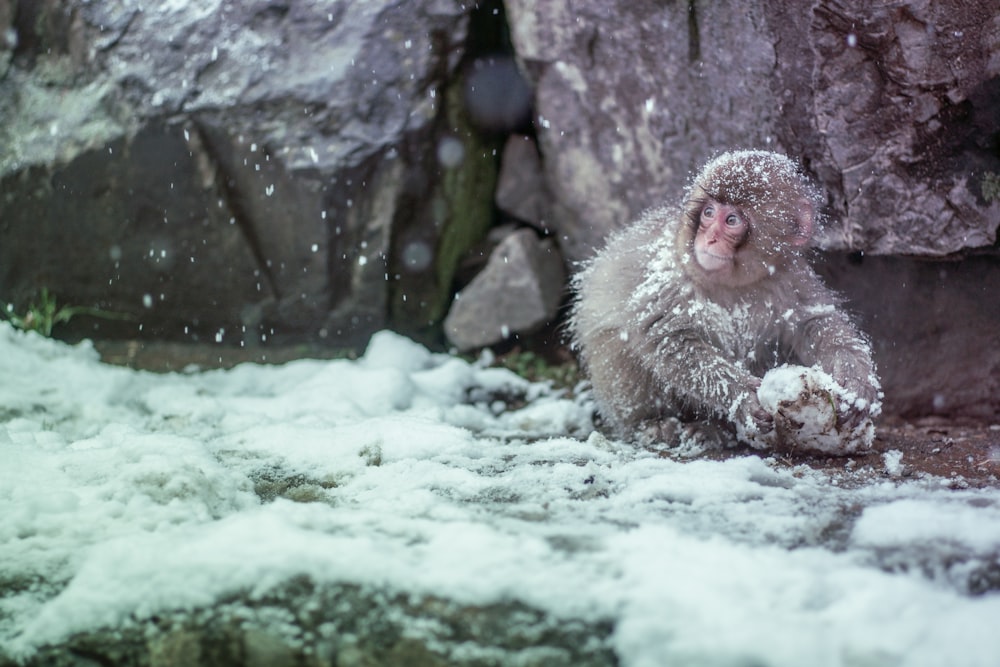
left=2, top=325, right=1000, bottom=666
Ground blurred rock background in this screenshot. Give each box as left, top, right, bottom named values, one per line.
left=0, top=0, right=998, bottom=420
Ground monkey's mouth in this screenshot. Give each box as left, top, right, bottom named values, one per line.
left=694, top=248, right=734, bottom=271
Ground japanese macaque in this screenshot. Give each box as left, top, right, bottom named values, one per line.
left=569, top=150, right=881, bottom=452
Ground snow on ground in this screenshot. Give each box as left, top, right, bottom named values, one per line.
left=2, top=322, right=1000, bottom=665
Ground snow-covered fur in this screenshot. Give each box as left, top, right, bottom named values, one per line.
left=569, top=151, right=881, bottom=453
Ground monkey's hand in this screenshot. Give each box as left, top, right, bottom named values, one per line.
left=829, top=358, right=881, bottom=430
left=754, top=365, right=877, bottom=453
left=833, top=375, right=881, bottom=430
left=735, top=378, right=774, bottom=440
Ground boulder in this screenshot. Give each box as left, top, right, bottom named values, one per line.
left=504, top=0, right=1000, bottom=260
left=495, top=133, right=548, bottom=227
left=0, top=0, right=493, bottom=348
left=444, top=228, right=565, bottom=351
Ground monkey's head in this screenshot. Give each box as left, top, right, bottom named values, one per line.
left=679, top=150, right=820, bottom=289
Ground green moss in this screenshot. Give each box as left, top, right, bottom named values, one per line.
left=982, top=172, right=1000, bottom=203
left=432, top=80, right=500, bottom=314
left=494, top=350, right=581, bottom=392
left=388, top=77, right=500, bottom=341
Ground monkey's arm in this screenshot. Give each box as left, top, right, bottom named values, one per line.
left=792, top=305, right=881, bottom=424
left=643, top=328, right=773, bottom=436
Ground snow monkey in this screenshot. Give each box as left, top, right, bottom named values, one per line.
left=570, top=150, right=881, bottom=449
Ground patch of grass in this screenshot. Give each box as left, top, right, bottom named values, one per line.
left=2, top=288, right=130, bottom=337
left=494, top=349, right=581, bottom=391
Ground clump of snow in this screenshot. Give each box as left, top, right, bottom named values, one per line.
left=752, top=364, right=876, bottom=453
left=853, top=498, right=1000, bottom=555
left=883, top=449, right=905, bottom=477
left=2, top=323, right=1000, bottom=666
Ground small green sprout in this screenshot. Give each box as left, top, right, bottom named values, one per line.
left=2, top=288, right=130, bottom=337
left=494, top=349, right=580, bottom=391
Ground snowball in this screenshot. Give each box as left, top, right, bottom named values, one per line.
left=747, top=364, right=876, bottom=454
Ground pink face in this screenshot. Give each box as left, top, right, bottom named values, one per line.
left=693, top=199, right=750, bottom=272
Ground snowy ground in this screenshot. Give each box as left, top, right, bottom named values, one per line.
left=2, top=322, right=1000, bottom=666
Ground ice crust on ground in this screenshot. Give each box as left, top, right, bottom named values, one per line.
left=2, top=323, right=1000, bottom=665
left=755, top=364, right=877, bottom=453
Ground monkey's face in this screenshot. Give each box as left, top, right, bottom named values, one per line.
left=693, top=199, right=749, bottom=273
left=686, top=197, right=779, bottom=288
left=679, top=151, right=819, bottom=289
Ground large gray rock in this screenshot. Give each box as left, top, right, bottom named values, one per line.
left=11, top=582, right=615, bottom=667
left=505, top=0, right=1000, bottom=260
left=505, top=0, right=782, bottom=262
left=444, top=228, right=565, bottom=351
left=774, top=1, right=1000, bottom=255
left=0, top=0, right=491, bottom=347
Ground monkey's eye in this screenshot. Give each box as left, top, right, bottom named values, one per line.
left=702, top=205, right=715, bottom=219
left=725, top=213, right=742, bottom=227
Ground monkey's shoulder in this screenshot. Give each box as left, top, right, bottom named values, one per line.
left=577, top=218, right=676, bottom=292
left=601, top=214, right=674, bottom=264
left=570, top=217, right=684, bottom=338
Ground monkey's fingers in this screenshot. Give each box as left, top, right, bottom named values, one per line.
left=837, top=376, right=879, bottom=411
left=837, top=406, right=869, bottom=431
left=753, top=408, right=775, bottom=434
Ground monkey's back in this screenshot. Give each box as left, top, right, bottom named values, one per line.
left=570, top=208, right=687, bottom=433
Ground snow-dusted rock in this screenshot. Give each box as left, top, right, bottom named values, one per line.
left=0, top=0, right=491, bottom=348
left=443, top=228, right=565, bottom=351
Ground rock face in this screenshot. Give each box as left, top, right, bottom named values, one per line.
left=0, top=0, right=494, bottom=347
left=817, top=254, right=1000, bottom=422
left=9, top=581, right=615, bottom=667
left=505, top=0, right=1000, bottom=260
left=776, top=1, right=1000, bottom=255
left=0, top=0, right=997, bottom=420
left=501, top=0, right=1000, bottom=421
left=444, top=228, right=565, bottom=351
left=505, top=0, right=784, bottom=262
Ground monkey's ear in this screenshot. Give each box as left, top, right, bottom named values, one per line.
left=790, top=198, right=815, bottom=247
